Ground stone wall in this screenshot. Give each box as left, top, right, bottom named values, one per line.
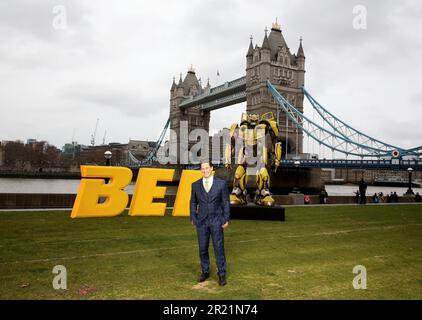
left=216, top=166, right=323, bottom=195
left=1, top=193, right=419, bottom=210
left=322, top=168, right=422, bottom=184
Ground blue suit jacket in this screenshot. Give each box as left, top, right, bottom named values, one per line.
left=190, top=177, right=230, bottom=226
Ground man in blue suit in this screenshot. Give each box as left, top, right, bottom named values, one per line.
left=190, top=159, right=230, bottom=286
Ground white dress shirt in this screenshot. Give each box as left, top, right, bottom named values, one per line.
left=202, top=176, right=214, bottom=192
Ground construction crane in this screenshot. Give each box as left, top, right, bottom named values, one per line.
left=102, top=130, right=107, bottom=145
left=90, top=118, right=99, bottom=146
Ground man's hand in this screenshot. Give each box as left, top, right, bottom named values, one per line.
left=222, top=221, right=229, bottom=229
left=191, top=220, right=195, bottom=227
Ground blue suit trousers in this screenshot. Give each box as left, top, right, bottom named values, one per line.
left=196, top=216, right=226, bottom=276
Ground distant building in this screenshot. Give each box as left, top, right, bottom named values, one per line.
left=0, top=139, right=61, bottom=168
left=210, top=128, right=229, bottom=164
left=27, top=139, right=48, bottom=153
left=128, top=140, right=157, bottom=159
left=26, top=138, right=37, bottom=144
left=62, top=142, right=83, bottom=160
left=1, top=139, right=24, bottom=146
left=78, top=143, right=128, bottom=166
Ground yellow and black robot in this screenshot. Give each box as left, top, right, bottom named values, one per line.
left=224, top=112, right=282, bottom=206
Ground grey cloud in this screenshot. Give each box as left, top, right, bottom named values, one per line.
left=57, top=83, right=164, bottom=117
left=410, top=91, right=422, bottom=104
left=0, top=0, right=421, bottom=150
left=276, top=0, right=422, bottom=69
left=0, top=0, right=93, bottom=70
left=0, top=0, right=91, bottom=42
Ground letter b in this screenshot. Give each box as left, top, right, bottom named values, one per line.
left=71, top=166, right=132, bottom=218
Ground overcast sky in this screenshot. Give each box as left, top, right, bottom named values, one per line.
left=0, top=0, right=421, bottom=152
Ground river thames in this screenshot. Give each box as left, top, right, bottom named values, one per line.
left=0, top=178, right=421, bottom=196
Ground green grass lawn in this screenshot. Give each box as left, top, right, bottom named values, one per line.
left=0, top=205, right=421, bottom=299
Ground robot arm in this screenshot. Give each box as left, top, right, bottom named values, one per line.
left=224, top=123, right=238, bottom=168
left=267, top=118, right=282, bottom=171
left=274, top=141, right=282, bottom=170
left=224, top=144, right=231, bottom=168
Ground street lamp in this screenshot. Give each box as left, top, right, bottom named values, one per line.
left=104, top=150, right=112, bottom=166
left=406, top=167, right=414, bottom=195
left=292, top=160, right=301, bottom=194
left=103, top=150, right=112, bottom=185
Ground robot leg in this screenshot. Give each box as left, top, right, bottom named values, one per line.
left=230, top=165, right=248, bottom=205
left=254, top=167, right=275, bottom=206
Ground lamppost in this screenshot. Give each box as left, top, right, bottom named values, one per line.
left=104, top=150, right=112, bottom=166
left=406, top=167, right=414, bottom=195
left=292, top=160, right=301, bottom=194
left=104, top=150, right=112, bottom=185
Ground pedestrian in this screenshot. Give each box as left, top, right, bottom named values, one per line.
left=359, top=178, right=367, bottom=204
left=355, top=190, right=360, bottom=204
left=190, top=159, right=230, bottom=286
left=320, top=188, right=328, bottom=204
left=372, top=193, right=379, bottom=203
left=393, top=192, right=399, bottom=203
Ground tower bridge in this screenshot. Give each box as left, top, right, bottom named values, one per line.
left=169, top=19, right=306, bottom=161
left=126, top=20, right=421, bottom=170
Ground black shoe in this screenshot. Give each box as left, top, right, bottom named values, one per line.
left=218, top=275, right=227, bottom=286
left=198, top=272, right=209, bottom=282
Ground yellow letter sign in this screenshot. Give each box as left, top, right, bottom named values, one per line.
left=71, top=166, right=132, bottom=218
left=172, top=170, right=204, bottom=217
left=129, top=168, right=175, bottom=216
left=71, top=166, right=208, bottom=219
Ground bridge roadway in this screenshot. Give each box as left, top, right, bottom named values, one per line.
left=279, top=159, right=421, bottom=170
left=125, top=159, right=422, bottom=170
left=178, top=76, right=246, bottom=111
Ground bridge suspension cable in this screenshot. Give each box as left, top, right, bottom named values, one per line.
left=302, top=87, right=405, bottom=155
left=267, top=80, right=400, bottom=158
left=301, top=87, right=422, bottom=158
left=127, top=117, right=171, bottom=167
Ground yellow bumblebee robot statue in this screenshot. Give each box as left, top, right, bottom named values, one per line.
left=224, top=112, right=282, bottom=206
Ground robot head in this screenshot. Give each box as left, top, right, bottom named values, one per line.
left=240, top=113, right=260, bottom=127
left=248, top=114, right=259, bottom=123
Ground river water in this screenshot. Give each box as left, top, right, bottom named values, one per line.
left=0, top=178, right=421, bottom=196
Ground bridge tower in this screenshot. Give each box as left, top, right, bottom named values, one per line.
left=169, top=66, right=211, bottom=163
left=246, top=20, right=305, bottom=156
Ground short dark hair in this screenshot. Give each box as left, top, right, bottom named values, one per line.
left=200, top=159, right=213, bottom=168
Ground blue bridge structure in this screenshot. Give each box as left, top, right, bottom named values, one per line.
left=126, top=78, right=422, bottom=171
